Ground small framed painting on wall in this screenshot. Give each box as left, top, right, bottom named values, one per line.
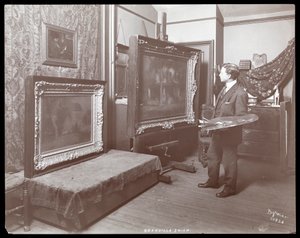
left=42, top=23, right=78, bottom=68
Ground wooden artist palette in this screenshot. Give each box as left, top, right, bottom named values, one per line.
left=199, top=114, right=259, bottom=131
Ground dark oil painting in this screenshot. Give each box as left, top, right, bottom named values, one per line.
left=40, top=95, right=92, bottom=153
left=139, top=54, right=187, bottom=121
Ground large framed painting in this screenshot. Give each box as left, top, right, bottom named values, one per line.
left=127, top=35, right=201, bottom=136
left=24, top=76, right=105, bottom=177
left=41, top=23, right=78, bottom=68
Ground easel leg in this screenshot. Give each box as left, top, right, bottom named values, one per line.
left=172, top=162, right=196, bottom=173
left=158, top=165, right=173, bottom=184
left=158, top=174, right=172, bottom=184
left=158, top=158, right=196, bottom=184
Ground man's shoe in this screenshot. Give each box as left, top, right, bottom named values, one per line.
left=216, top=188, right=236, bottom=198
left=197, top=180, right=218, bottom=188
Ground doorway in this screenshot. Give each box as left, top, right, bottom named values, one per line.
left=179, top=40, right=214, bottom=107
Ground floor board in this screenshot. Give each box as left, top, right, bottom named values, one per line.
left=6, top=153, right=295, bottom=234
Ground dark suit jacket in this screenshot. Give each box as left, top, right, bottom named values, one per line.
left=213, top=82, right=248, bottom=145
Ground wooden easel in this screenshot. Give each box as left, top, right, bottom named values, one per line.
left=146, top=140, right=196, bottom=184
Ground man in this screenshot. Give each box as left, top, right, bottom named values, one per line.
left=198, top=63, right=248, bottom=198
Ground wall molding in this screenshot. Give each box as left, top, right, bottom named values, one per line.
left=165, top=14, right=294, bottom=28
left=167, top=17, right=217, bottom=25
left=224, top=14, right=295, bottom=27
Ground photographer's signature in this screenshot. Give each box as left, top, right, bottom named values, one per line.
left=267, top=208, right=288, bottom=224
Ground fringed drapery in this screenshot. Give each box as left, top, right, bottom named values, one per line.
left=239, top=38, right=295, bottom=101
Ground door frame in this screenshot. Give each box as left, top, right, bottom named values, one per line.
left=178, top=40, right=214, bottom=106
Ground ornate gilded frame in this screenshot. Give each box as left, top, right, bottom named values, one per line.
left=128, top=35, right=200, bottom=136
left=179, top=40, right=214, bottom=107
left=25, top=76, right=105, bottom=177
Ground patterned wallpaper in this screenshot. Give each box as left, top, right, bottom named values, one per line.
left=5, top=5, right=101, bottom=172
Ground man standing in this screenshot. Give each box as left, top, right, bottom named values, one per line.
left=198, top=63, right=248, bottom=198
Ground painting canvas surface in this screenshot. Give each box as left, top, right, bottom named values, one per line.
left=40, top=94, right=92, bottom=153
left=139, top=54, right=187, bottom=121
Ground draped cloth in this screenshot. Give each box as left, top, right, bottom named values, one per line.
left=239, top=38, right=295, bottom=101
left=27, top=150, right=162, bottom=228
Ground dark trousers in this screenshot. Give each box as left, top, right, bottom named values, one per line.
left=206, top=132, right=238, bottom=191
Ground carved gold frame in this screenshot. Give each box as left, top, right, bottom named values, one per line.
left=33, top=81, right=104, bottom=171
left=132, top=37, right=200, bottom=135
left=136, top=53, right=199, bottom=134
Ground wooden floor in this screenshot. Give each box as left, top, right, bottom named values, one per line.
left=6, top=152, right=295, bottom=234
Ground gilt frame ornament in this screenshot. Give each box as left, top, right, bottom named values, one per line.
left=25, top=76, right=105, bottom=177
left=128, top=35, right=200, bottom=135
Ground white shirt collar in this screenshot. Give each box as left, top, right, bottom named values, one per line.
left=225, top=80, right=237, bottom=92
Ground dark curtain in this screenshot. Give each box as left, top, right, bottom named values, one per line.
left=239, top=38, right=295, bottom=101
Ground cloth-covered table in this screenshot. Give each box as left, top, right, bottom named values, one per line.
left=5, top=171, right=24, bottom=214
left=27, top=149, right=162, bottom=230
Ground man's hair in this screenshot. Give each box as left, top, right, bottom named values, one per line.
left=222, top=63, right=240, bottom=80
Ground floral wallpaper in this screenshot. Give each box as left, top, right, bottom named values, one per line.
left=5, top=5, right=101, bottom=172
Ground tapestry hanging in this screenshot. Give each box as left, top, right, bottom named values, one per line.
left=239, top=37, right=295, bottom=101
